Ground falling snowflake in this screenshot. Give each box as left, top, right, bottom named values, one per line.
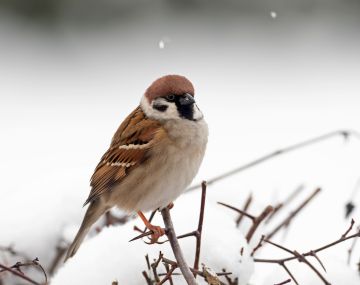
left=159, top=40, right=165, bottom=49
left=270, top=11, right=277, bottom=19
left=158, top=37, right=171, bottom=49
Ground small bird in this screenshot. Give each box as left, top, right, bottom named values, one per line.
left=65, top=75, right=208, bottom=260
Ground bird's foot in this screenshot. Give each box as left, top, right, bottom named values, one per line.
left=167, top=202, right=174, bottom=210
left=137, top=211, right=166, bottom=243
left=147, top=224, right=166, bottom=243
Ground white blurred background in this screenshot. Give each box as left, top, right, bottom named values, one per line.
left=0, top=0, right=359, bottom=284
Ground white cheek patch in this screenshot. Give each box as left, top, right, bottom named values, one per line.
left=161, top=100, right=179, bottom=119
left=140, top=96, right=180, bottom=121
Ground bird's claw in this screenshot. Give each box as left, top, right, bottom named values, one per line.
left=147, top=225, right=165, bottom=243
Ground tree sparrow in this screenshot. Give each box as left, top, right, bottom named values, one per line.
left=65, top=75, right=208, bottom=260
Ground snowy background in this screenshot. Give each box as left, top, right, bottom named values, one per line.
left=0, top=0, right=360, bottom=284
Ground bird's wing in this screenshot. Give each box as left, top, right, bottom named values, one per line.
left=84, top=106, right=165, bottom=206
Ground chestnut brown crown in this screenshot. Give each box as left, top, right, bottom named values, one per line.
left=144, top=75, right=194, bottom=102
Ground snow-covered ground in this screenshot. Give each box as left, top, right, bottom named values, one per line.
left=1, top=1, right=360, bottom=284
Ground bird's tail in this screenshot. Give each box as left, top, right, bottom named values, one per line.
left=64, top=201, right=106, bottom=262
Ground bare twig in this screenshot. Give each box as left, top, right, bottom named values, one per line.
left=0, top=257, right=47, bottom=284
left=274, top=279, right=292, bottom=285
left=159, top=264, right=176, bottom=285
left=255, top=223, right=360, bottom=284
left=308, top=251, right=327, bottom=272
left=266, top=188, right=321, bottom=240
left=193, top=182, right=207, bottom=276
left=151, top=251, right=163, bottom=282
left=188, top=130, right=360, bottom=191
left=217, top=202, right=273, bottom=242
left=142, top=271, right=152, bottom=285
left=281, top=262, right=299, bottom=285
left=162, top=258, right=231, bottom=281
left=217, top=202, right=256, bottom=220
left=251, top=235, right=265, bottom=257
left=145, top=254, right=151, bottom=270
left=222, top=268, right=238, bottom=285
left=246, top=206, right=273, bottom=242
left=342, top=219, right=355, bottom=239
left=235, top=193, right=253, bottom=227
left=0, top=263, right=41, bottom=285
left=266, top=184, right=305, bottom=224
left=32, top=258, right=48, bottom=284
left=293, top=251, right=330, bottom=285
left=161, top=208, right=198, bottom=285
left=256, top=230, right=360, bottom=264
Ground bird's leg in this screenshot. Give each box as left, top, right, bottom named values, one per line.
left=167, top=202, right=174, bottom=209
left=137, top=211, right=165, bottom=243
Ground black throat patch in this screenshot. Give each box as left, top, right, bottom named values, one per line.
left=175, top=100, right=194, bottom=121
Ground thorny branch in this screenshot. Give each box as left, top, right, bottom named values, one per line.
left=235, top=193, right=252, bottom=227
left=265, top=184, right=305, bottom=225
left=187, top=130, right=360, bottom=191
left=266, top=188, right=321, bottom=240
left=0, top=257, right=47, bottom=285
left=162, top=258, right=231, bottom=284
left=161, top=207, right=198, bottom=285
left=133, top=182, right=209, bottom=284
left=137, top=182, right=239, bottom=285
left=141, top=254, right=232, bottom=285
left=176, top=182, right=207, bottom=276
left=217, top=202, right=273, bottom=243
left=254, top=221, right=360, bottom=285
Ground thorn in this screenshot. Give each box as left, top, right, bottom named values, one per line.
left=129, top=231, right=154, bottom=242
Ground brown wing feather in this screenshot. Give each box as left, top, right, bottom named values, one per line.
left=84, top=107, right=163, bottom=206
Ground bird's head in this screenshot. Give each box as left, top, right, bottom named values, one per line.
left=141, top=75, right=203, bottom=122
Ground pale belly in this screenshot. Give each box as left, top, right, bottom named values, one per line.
left=109, top=119, right=208, bottom=213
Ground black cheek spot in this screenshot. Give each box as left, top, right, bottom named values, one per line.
left=153, top=104, right=168, bottom=112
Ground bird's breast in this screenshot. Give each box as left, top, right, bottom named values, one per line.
left=137, top=119, right=208, bottom=211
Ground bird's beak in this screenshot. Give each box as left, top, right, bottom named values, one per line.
left=179, top=93, right=195, bottom=106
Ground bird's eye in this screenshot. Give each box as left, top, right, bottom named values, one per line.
left=166, top=94, right=176, bottom=101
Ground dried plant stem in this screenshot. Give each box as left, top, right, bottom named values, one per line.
left=255, top=225, right=360, bottom=284
left=0, top=263, right=40, bottom=285
left=193, top=182, right=207, bottom=276
left=274, top=278, right=292, bottom=285
left=255, top=231, right=360, bottom=264
left=265, top=184, right=304, bottom=224
left=162, top=258, right=231, bottom=279
left=217, top=202, right=273, bottom=243
left=246, top=206, right=273, bottom=242
left=161, top=208, right=198, bottom=285
left=187, top=130, right=359, bottom=191
left=266, top=188, right=321, bottom=240
left=235, top=193, right=253, bottom=227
